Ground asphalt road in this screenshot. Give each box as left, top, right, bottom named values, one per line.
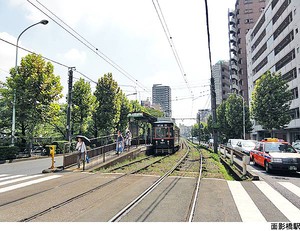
left=1, top=153, right=300, bottom=222
left=0, top=155, right=63, bottom=175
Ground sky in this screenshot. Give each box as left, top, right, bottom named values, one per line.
left=0, top=0, right=237, bottom=126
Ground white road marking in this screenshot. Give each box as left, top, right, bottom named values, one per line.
left=278, top=182, right=300, bottom=198
left=253, top=181, right=300, bottom=222
left=0, top=174, right=9, bottom=178
left=227, top=181, right=266, bottom=222
left=0, top=174, right=43, bottom=186
left=0, top=175, right=24, bottom=182
left=0, top=175, right=62, bottom=193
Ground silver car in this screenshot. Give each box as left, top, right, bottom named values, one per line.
left=226, top=139, right=243, bottom=150
left=235, top=140, right=257, bottom=155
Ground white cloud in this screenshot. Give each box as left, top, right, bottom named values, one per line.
left=58, top=48, right=87, bottom=65
left=0, top=32, right=29, bottom=81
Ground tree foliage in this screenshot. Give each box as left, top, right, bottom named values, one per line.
left=251, top=71, right=292, bottom=131
left=215, top=94, right=252, bottom=142
left=72, top=78, right=94, bottom=135
left=4, top=54, right=63, bottom=139
left=93, top=73, right=121, bottom=135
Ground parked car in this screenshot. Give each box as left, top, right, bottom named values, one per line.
left=293, top=142, right=300, bottom=153
left=250, top=138, right=300, bottom=173
left=226, top=139, right=243, bottom=150
left=235, top=140, right=257, bottom=155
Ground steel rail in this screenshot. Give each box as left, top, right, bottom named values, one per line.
left=109, top=142, right=190, bottom=222
left=187, top=145, right=203, bottom=222
left=19, top=155, right=168, bottom=222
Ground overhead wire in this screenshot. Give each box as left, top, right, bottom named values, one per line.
left=27, top=0, right=150, bottom=94
left=152, top=0, right=193, bottom=98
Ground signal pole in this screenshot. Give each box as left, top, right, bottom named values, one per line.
left=66, top=67, right=75, bottom=143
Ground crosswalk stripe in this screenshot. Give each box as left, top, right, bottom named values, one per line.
left=0, top=175, right=62, bottom=194
left=0, top=175, right=24, bottom=182
left=253, top=181, right=300, bottom=222
left=278, top=182, right=300, bottom=198
left=0, top=174, right=9, bottom=178
left=0, top=174, right=43, bottom=186
left=227, top=181, right=266, bottom=222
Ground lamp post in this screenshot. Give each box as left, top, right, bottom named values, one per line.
left=11, top=20, right=49, bottom=145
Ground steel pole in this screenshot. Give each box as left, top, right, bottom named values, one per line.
left=12, top=20, right=48, bottom=145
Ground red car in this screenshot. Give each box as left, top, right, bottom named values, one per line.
left=250, top=138, right=300, bottom=173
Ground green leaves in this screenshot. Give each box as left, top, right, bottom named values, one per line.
left=251, top=71, right=292, bottom=131
left=5, top=53, right=63, bottom=138
left=216, top=94, right=252, bottom=141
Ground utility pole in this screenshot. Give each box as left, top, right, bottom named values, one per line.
left=66, top=67, right=75, bottom=143
left=204, top=0, right=218, bottom=153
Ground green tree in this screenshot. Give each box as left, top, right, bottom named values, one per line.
left=117, top=93, right=132, bottom=132
left=93, top=73, right=121, bottom=136
left=217, top=101, right=229, bottom=142
left=225, top=94, right=252, bottom=139
left=251, top=71, right=292, bottom=134
left=4, top=54, right=63, bottom=139
left=72, top=78, right=94, bottom=135
left=0, top=82, right=11, bottom=133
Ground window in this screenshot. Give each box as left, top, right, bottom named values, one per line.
left=245, top=9, right=253, bottom=14
left=290, top=108, right=300, bottom=119
left=274, top=30, right=294, bottom=56
left=244, top=0, right=253, bottom=4
left=282, top=68, right=297, bottom=82
left=275, top=49, right=295, bottom=71
left=291, top=87, right=299, bottom=99
left=273, top=12, right=293, bottom=40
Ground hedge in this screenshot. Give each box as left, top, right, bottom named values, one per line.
left=0, top=146, right=19, bottom=160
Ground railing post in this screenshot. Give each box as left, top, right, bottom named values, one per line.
left=223, top=146, right=227, bottom=158
left=230, top=149, right=234, bottom=165
left=242, top=156, right=250, bottom=176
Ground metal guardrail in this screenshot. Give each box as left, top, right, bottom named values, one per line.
left=63, top=137, right=147, bottom=169
left=63, top=142, right=116, bottom=169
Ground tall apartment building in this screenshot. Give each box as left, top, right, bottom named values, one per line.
left=228, top=0, right=268, bottom=103
left=246, top=0, right=300, bottom=142
left=213, top=60, right=231, bottom=105
left=152, top=84, right=172, bottom=117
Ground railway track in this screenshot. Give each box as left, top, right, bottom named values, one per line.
left=18, top=153, right=168, bottom=222
left=18, top=140, right=203, bottom=222
left=109, top=140, right=203, bottom=222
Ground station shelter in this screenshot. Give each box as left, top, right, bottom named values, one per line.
left=127, top=112, right=157, bottom=145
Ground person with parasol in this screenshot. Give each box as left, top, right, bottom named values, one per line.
left=75, top=135, right=90, bottom=169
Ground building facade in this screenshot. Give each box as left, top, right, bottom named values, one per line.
left=246, top=0, right=300, bottom=142
left=213, top=60, right=231, bottom=106
left=228, top=0, right=268, bottom=103
left=152, top=84, right=172, bottom=117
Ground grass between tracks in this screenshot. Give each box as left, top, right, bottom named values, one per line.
left=94, top=141, right=234, bottom=180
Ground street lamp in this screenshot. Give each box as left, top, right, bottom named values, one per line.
left=11, top=20, right=49, bottom=145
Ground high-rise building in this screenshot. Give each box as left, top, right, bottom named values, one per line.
left=228, top=0, right=268, bottom=103
left=246, top=0, right=300, bottom=142
left=212, top=60, right=231, bottom=106
left=152, top=84, right=172, bottom=117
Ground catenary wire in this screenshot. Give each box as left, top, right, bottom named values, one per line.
left=152, top=0, right=193, bottom=97
left=27, top=0, right=150, bottom=93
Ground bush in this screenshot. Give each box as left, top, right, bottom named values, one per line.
left=0, top=146, right=19, bottom=160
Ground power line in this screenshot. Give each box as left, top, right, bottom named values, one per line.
left=27, top=0, right=150, bottom=94
left=152, top=0, right=193, bottom=97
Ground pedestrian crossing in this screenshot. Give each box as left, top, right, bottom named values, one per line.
left=198, top=178, right=300, bottom=222
left=0, top=173, right=62, bottom=194
left=228, top=180, right=300, bottom=222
